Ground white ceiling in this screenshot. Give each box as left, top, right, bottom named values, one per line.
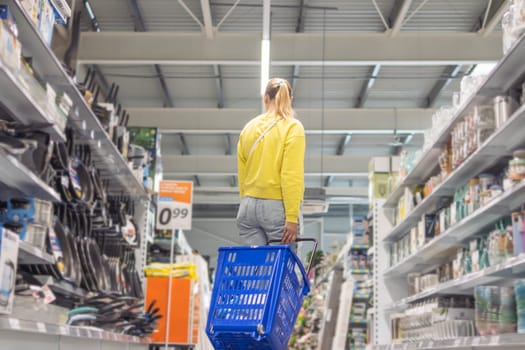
left=78, top=0, right=506, bottom=188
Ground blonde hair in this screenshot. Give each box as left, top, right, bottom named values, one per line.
left=265, top=78, right=294, bottom=119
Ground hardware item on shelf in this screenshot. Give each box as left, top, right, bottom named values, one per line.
left=0, top=227, right=18, bottom=314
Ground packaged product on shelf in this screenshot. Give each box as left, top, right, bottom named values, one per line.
left=49, top=0, right=72, bottom=24
left=0, top=21, right=21, bottom=71
left=407, top=272, right=421, bottom=296
left=514, top=279, right=525, bottom=333
left=503, top=0, right=525, bottom=54
left=38, top=0, right=56, bottom=46
left=509, top=149, right=525, bottom=181
left=494, top=95, right=519, bottom=129
left=0, top=227, right=19, bottom=314
left=19, top=0, right=40, bottom=25
left=475, top=286, right=517, bottom=336
left=410, top=226, right=418, bottom=253
left=512, top=211, right=525, bottom=255
left=424, top=214, right=437, bottom=242
left=0, top=4, right=18, bottom=37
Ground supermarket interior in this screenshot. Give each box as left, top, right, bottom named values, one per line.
left=0, top=0, right=525, bottom=349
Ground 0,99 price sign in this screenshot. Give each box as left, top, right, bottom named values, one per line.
left=156, top=181, right=193, bottom=230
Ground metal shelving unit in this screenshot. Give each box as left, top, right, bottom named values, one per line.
left=373, top=34, right=525, bottom=350
left=0, top=316, right=149, bottom=344
left=383, top=102, right=525, bottom=243
left=7, top=0, right=146, bottom=197
left=0, top=61, right=65, bottom=141
left=373, top=333, right=525, bottom=350
left=0, top=150, right=61, bottom=202
left=383, top=33, right=525, bottom=211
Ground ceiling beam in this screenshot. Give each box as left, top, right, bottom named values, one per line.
left=128, top=0, right=174, bottom=107
left=128, top=107, right=433, bottom=132
left=224, top=134, right=232, bottom=155
left=390, top=0, right=413, bottom=36
left=78, top=32, right=502, bottom=66
left=212, top=64, right=224, bottom=108
left=162, top=155, right=370, bottom=175
left=355, top=64, right=381, bottom=108
left=423, top=65, right=462, bottom=108
left=200, top=0, right=214, bottom=38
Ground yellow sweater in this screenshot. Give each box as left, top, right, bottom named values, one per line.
left=237, top=113, right=306, bottom=223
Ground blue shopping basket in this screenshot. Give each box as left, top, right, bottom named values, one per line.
left=206, top=238, right=318, bottom=350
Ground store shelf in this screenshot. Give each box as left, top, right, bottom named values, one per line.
left=383, top=33, right=525, bottom=210
left=8, top=0, right=146, bottom=198
left=0, top=150, right=61, bottom=202
left=387, top=179, right=525, bottom=276
left=0, top=61, right=65, bottom=142
left=0, top=316, right=150, bottom=344
left=18, top=241, right=54, bottom=265
left=388, top=254, right=525, bottom=312
left=374, top=333, right=525, bottom=349
left=385, top=180, right=525, bottom=277
left=382, top=102, right=525, bottom=243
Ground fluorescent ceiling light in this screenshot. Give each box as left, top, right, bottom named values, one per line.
left=260, top=39, right=270, bottom=95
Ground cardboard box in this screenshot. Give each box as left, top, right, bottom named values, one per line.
left=38, top=0, right=55, bottom=47
left=0, top=22, right=21, bottom=71
left=0, top=228, right=19, bottom=314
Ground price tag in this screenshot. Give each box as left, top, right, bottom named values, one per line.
left=489, top=336, right=499, bottom=345
left=59, top=326, right=68, bottom=336
left=472, top=337, right=481, bottom=346
left=36, top=322, right=46, bottom=333
left=8, top=318, right=20, bottom=330
left=157, top=181, right=193, bottom=230
left=454, top=339, right=461, bottom=346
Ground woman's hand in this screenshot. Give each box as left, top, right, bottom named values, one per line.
left=282, top=221, right=298, bottom=244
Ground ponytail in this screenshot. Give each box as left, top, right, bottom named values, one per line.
left=265, top=78, right=294, bottom=119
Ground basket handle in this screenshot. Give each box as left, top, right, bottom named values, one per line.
left=267, top=238, right=318, bottom=275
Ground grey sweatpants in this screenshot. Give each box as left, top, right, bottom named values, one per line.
left=236, top=196, right=302, bottom=246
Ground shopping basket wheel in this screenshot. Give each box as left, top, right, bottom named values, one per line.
left=257, top=324, right=265, bottom=335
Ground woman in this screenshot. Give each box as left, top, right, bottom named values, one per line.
left=236, top=78, right=305, bottom=245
